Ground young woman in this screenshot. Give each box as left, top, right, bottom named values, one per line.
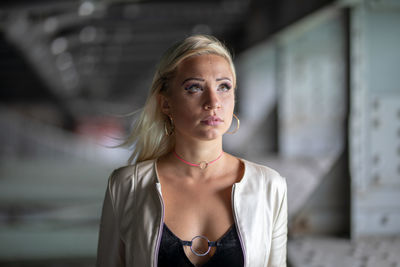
left=96, top=35, right=287, bottom=267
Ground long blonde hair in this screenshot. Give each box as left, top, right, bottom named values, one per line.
left=122, top=35, right=236, bottom=164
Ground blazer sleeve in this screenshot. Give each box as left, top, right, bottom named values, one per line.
left=268, top=177, right=288, bottom=267
left=96, top=173, right=126, bottom=267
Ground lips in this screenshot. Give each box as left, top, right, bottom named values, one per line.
left=201, top=116, right=223, bottom=126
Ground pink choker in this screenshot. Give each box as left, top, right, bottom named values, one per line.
left=173, top=151, right=224, bottom=169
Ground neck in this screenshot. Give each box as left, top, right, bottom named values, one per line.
left=174, top=150, right=223, bottom=169
left=172, top=138, right=224, bottom=177
left=174, top=140, right=222, bottom=164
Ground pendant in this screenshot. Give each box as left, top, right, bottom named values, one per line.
left=199, top=161, right=208, bottom=169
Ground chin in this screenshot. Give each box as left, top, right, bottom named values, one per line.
left=177, top=126, right=227, bottom=141
left=197, top=130, right=224, bottom=140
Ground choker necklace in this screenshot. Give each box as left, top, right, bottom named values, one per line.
left=173, top=151, right=224, bottom=169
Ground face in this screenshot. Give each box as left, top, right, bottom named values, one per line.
left=160, top=54, right=235, bottom=142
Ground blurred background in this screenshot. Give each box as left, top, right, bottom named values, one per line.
left=0, top=0, right=399, bottom=266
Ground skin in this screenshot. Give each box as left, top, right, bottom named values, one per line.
left=157, top=54, right=244, bottom=266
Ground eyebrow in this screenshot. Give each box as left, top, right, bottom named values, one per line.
left=216, top=77, right=232, bottom=82
left=181, top=77, right=232, bottom=85
left=181, top=78, right=204, bottom=85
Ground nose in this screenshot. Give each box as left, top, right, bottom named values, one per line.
left=203, top=89, right=221, bottom=111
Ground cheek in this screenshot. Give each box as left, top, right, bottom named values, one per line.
left=223, top=94, right=235, bottom=111
left=170, top=101, right=197, bottom=125
left=171, top=97, right=191, bottom=112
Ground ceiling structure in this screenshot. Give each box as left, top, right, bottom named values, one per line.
left=0, top=0, right=249, bottom=118
left=0, top=0, right=334, bottom=125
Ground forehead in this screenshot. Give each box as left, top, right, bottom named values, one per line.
left=175, top=54, right=233, bottom=79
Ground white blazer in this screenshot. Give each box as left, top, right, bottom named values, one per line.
left=96, top=159, right=287, bottom=267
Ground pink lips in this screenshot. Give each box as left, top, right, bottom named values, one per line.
left=201, top=116, right=223, bottom=126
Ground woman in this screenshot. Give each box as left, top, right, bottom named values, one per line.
left=97, top=35, right=287, bottom=267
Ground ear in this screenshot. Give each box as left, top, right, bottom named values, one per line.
left=157, top=93, right=171, bottom=116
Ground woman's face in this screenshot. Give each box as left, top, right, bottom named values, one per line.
left=160, top=54, right=235, bottom=142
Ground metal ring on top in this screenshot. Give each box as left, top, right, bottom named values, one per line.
left=189, top=235, right=213, bottom=257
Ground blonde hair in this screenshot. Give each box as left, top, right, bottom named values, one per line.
left=122, top=34, right=236, bottom=164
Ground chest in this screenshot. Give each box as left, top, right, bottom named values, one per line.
left=119, top=174, right=273, bottom=267
left=160, top=179, right=235, bottom=241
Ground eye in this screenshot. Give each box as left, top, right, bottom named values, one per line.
left=218, top=83, right=232, bottom=92
left=184, top=83, right=202, bottom=94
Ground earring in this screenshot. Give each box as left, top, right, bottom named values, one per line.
left=226, top=114, right=240, bottom=134
left=164, top=116, right=174, bottom=136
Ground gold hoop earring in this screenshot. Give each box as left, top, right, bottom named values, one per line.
left=226, top=114, right=240, bottom=134
left=164, top=116, right=174, bottom=136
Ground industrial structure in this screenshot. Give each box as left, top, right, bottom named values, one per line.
left=0, top=0, right=399, bottom=266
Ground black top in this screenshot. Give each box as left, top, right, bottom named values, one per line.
left=158, top=223, right=244, bottom=267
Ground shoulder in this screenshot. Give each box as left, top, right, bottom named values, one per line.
left=241, top=159, right=287, bottom=192
left=107, top=159, right=156, bottom=191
